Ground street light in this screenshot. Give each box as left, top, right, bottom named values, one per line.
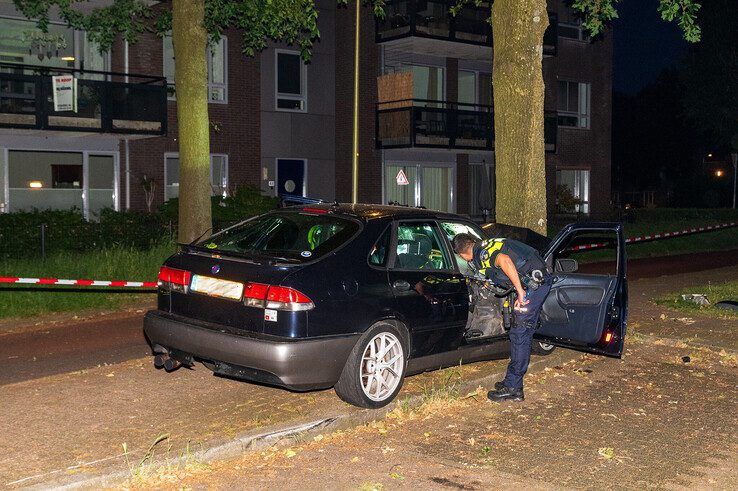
left=715, top=169, right=724, bottom=178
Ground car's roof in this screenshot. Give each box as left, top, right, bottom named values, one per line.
left=279, top=203, right=463, bottom=221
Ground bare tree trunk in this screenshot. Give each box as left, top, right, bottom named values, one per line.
left=172, top=0, right=212, bottom=243
left=491, top=0, right=549, bottom=234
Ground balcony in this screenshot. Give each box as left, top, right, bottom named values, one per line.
left=376, top=2, right=558, bottom=59
left=376, top=99, right=558, bottom=152
left=0, top=63, right=167, bottom=136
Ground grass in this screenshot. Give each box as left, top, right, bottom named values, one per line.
left=551, top=208, right=738, bottom=263
left=654, top=280, right=738, bottom=319
left=0, top=241, right=175, bottom=319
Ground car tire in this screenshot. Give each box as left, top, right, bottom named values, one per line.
left=334, top=322, right=408, bottom=409
left=531, top=340, right=556, bottom=356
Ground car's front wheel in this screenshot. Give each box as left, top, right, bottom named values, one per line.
left=334, top=323, right=407, bottom=409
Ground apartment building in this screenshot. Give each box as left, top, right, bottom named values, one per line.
left=0, top=0, right=610, bottom=219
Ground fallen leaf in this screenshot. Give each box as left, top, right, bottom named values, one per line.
left=284, top=449, right=297, bottom=458
left=598, top=447, right=615, bottom=459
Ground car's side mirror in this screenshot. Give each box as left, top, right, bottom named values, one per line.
left=555, top=258, right=578, bottom=273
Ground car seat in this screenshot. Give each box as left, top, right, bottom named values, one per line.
left=396, top=233, right=432, bottom=269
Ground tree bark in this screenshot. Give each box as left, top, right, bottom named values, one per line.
left=491, top=0, right=549, bottom=234
left=172, top=0, right=212, bottom=243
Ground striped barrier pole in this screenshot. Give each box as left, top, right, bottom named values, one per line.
left=0, top=277, right=157, bottom=288
left=570, top=221, right=737, bottom=251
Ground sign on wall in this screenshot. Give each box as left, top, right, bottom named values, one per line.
left=51, top=75, right=77, bottom=112
left=396, top=169, right=410, bottom=186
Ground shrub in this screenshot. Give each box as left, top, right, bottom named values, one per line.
left=158, top=186, right=278, bottom=227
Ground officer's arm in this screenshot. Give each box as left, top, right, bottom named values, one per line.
left=495, top=253, right=527, bottom=303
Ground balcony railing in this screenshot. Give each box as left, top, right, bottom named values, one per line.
left=376, top=99, right=558, bottom=152
left=377, top=0, right=492, bottom=46
left=0, top=63, right=167, bottom=135
left=376, top=1, right=558, bottom=55
left=377, top=99, right=493, bottom=150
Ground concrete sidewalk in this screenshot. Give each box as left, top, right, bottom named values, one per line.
left=0, top=266, right=735, bottom=488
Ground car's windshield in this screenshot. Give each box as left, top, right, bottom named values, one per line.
left=196, top=212, right=360, bottom=262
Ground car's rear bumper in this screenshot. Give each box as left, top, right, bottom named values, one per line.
left=143, top=310, right=360, bottom=391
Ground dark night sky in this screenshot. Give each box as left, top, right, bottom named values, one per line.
left=612, top=0, right=690, bottom=94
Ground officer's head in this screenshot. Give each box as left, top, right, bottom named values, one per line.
left=452, top=233, right=478, bottom=262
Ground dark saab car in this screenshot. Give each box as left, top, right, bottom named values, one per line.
left=144, top=204, right=628, bottom=408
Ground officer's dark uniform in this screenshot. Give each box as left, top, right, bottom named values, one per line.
left=471, top=238, right=552, bottom=390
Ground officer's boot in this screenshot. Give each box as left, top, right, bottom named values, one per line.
left=487, top=385, right=524, bottom=402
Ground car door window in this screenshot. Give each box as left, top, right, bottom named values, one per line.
left=368, top=225, right=391, bottom=267
left=439, top=221, right=485, bottom=273
left=394, top=222, right=452, bottom=271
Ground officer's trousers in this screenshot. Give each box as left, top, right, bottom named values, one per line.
left=502, top=276, right=553, bottom=390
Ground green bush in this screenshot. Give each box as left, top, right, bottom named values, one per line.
left=158, top=186, right=278, bottom=226
left=0, top=209, right=172, bottom=259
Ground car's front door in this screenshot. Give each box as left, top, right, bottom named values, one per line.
left=535, top=223, right=628, bottom=357
left=387, top=220, right=468, bottom=358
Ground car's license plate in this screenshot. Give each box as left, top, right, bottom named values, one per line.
left=190, top=274, right=244, bottom=301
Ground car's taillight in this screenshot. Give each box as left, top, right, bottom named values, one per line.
left=242, top=283, right=314, bottom=311
left=243, top=282, right=269, bottom=307
left=158, top=266, right=191, bottom=293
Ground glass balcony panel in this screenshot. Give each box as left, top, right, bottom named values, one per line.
left=415, top=1, right=450, bottom=38
left=377, top=1, right=411, bottom=40
left=0, top=62, right=166, bottom=135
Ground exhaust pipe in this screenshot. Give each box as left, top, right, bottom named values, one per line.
left=153, top=353, right=169, bottom=369
left=163, top=357, right=182, bottom=372
left=153, top=349, right=187, bottom=372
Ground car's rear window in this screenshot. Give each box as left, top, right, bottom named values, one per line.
left=196, top=212, right=360, bottom=262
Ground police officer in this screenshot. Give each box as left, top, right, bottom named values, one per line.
left=452, top=233, right=552, bottom=402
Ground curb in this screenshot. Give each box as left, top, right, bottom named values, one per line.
left=42, top=348, right=575, bottom=489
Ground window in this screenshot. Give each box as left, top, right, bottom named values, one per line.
left=384, top=163, right=454, bottom=212
left=386, top=64, right=444, bottom=107
left=557, top=80, right=590, bottom=128
left=558, top=7, right=591, bottom=42
left=276, top=51, right=306, bottom=111
left=458, top=70, right=492, bottom=107
left=369, top=226, right=392, bottom=267
left=439, top=221, right=484, bottom=273
left=165, top=154, right=229, bottom=200
left=208, top=37, right=227, bottom=102
left=198, top=212, right=359, bottom=263
left=468, top=162, right=494, bottom=218
left=556, top=169, right=590, bottom=214
left=394, top=222, right=452, bottom=270
left=51, top=165, right=82, bottom=189
left=163, top=35, right=228, bottom=103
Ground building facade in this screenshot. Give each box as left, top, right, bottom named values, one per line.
left=0, top=0, right=611, bottom=220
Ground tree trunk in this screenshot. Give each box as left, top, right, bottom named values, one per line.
left=491, top=0, right=549, bottom=235
left=172, top=0, right=212, bottom=243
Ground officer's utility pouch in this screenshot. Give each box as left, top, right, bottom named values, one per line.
left=464, top=280, right=505, bottom=341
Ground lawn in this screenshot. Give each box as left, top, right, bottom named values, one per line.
left=0, top=241, right=175, bottom=319
left=551, top=208, right=738, bottom=263
left=655, top=280, right=738, bottom=319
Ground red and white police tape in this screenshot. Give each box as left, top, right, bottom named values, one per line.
left=0, top=277, right=157, bottom=288
left=569, top=221, right=738, bottom=251
left=1, top=221, right=736, bottom=288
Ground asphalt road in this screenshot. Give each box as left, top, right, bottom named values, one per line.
left=1, top=249, right=736, bottom=387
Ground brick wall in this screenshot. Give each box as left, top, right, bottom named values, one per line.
left=544, top=2, right=613, bottom=217
left=335, top=4, right=381, bottom=203
left=114, top=22, right=261, bottom=210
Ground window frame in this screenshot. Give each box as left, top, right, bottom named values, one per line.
left=163, top=34, right=229, bottom=104
left=207, top=35, right=228, bottom=104
left=274, top=49, right=308, bottom=113
left=558, top=18, right=591, bottom=42
left=382, top=161, right=456, bottom=213
left=557, top=80, right=591, bottom=129
left=556, top=168, right=590, bottom=214
left=387, top=219, right=456, bottom=273
left=164, top=152, right=230, bottom=201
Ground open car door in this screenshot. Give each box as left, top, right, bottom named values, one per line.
left=535, top=222, right=627, bottom=357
